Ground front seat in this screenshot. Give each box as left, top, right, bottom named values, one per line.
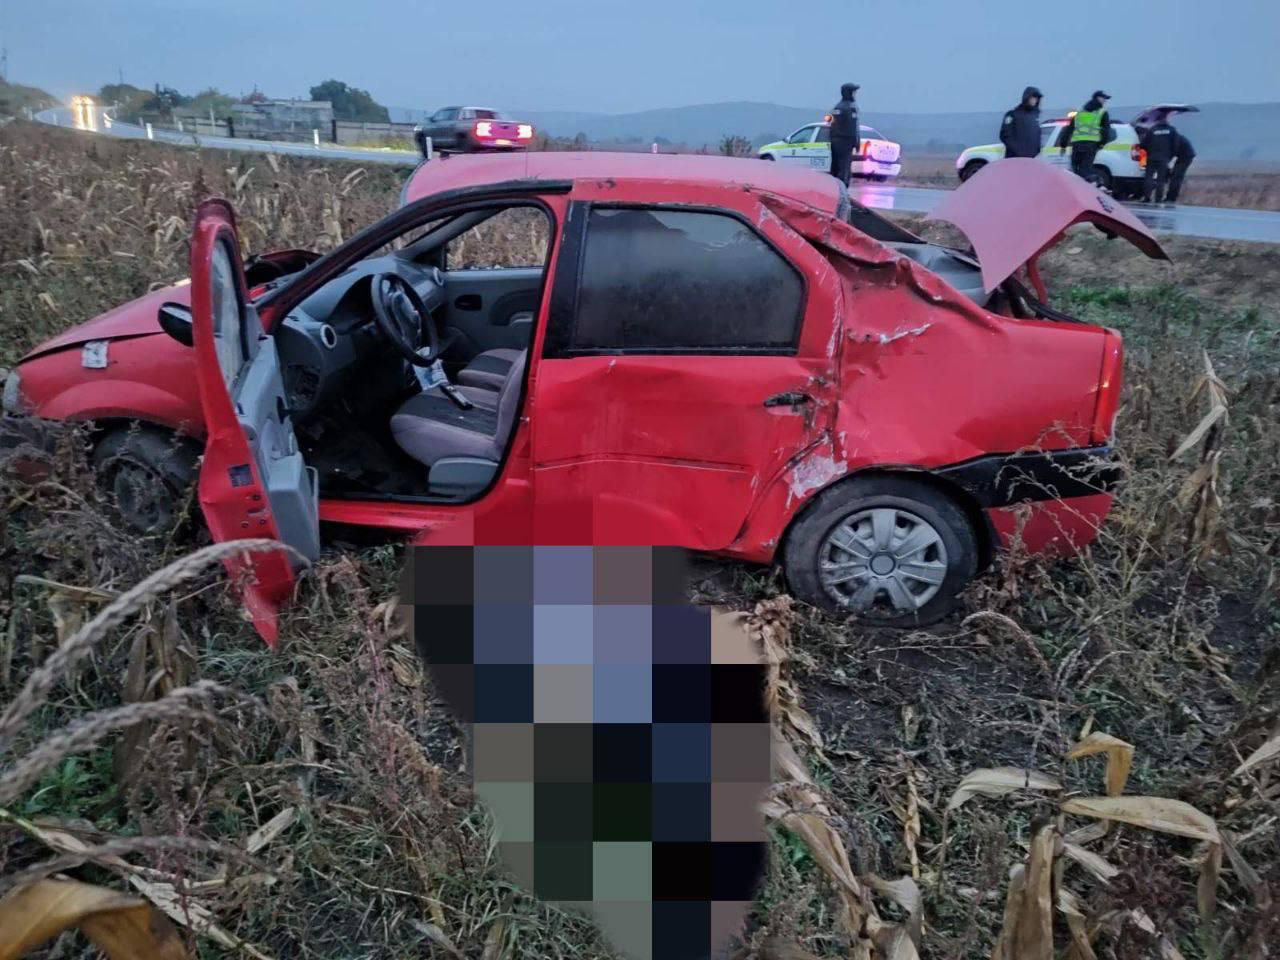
left=457, top=347, right=522, bottom=391
left=390, top=350, right=526, bottom=469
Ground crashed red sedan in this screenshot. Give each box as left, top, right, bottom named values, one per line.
left=2, top=155, right=1165, bottom=642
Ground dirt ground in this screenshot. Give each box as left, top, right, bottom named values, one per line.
left=2, top=123, right=1279, bottom=960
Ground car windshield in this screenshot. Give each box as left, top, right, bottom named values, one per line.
left=788, top=125, right=817, bottom=144
left=862, top=126, right=882, bottom=140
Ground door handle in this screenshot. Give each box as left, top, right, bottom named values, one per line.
left=763, top=391, right=812, bottom=408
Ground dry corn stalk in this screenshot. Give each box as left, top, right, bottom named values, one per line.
left=751, top=598, right=920, bottom=958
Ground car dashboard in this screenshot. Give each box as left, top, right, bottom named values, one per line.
left=273, top=254, right=445, bottom=419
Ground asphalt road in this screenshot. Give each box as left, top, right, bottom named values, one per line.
left=35, top=106, right=1280, bottom=243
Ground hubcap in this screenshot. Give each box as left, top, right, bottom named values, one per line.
left=818, top=507, right=949, bottom=615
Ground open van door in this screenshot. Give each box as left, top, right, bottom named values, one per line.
left=189, top=199, right=321, bottom=646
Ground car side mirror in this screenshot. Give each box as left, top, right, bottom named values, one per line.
left=158, top=302, right=194, bottom=347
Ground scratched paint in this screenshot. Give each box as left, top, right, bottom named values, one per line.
left=787, top=452, right=848, bottom=502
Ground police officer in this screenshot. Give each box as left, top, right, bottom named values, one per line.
left=1057, top=90, right=1113, bottom=185
left=1139, top=116, right=1177, bottom=202
left=1166, top=131, right=1196, bottom=204
left=829, top=82, right=860, bottom=185
left=1000, top=86, right=1043, bottom=159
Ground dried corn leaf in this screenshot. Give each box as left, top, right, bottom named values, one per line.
left=1066, top=732, right=1134, bottom=796
left=991, top=863, right=1027, bottom=960
left=1057, top=887, right=1098, bottom=960
left=1061, top=796, right=1219, bottom=842
left=947, top=767, right=1061, bottom=812
left=244, top=807, right=297, bottom=855
left=866, top=874, right=922, bottom=945
left=0, top=877, right=187, bottom=960
left=1232, top=730, right=1280, bottom=778
left=1061, top=842, right=1119, bottom=884
left=1197, top=839, right=1222, bottom=921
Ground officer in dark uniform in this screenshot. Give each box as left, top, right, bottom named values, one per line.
left=1166, top=131, right=1196, bottom=204
left=1139, top=117, right=1178, bottom=202
left=829, top=83, right=860, bottom=185
left=1057, top=90, right=1113, bottom=184
left=1000, top=86, right=1044, bottom=159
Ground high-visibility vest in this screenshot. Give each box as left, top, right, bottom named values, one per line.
left=1072, top=110, right=1103, bottom=144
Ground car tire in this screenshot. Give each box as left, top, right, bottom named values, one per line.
left=959, top=160, right=985, bottom=182
left=92, top=425, right=201, bottom=536
left=783, top=474, right=978, bottom=627
left=760, top=154, right=775, bottom=161
left=1092, top=166, right=1113, bottom=192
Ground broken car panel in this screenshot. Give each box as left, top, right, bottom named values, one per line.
left=4, top=154, right=1169, bottom=639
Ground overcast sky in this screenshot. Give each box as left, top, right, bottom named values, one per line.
left=4, top=0, right=1277, bottom=114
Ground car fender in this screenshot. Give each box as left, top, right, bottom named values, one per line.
left=20, top=335, right=206, bottom=437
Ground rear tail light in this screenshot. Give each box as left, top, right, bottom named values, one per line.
left=1131, top=145, right=1146, bottom=165
left=517, top=124, right=534, bottom=140
left=474, top=121, right=493, bottom=138
left=1092, top=331, right=1124, bottom=445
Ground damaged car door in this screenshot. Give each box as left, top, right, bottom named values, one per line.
left=531, top=195, right=841, bottom=548
left=189, top=199, right=321, bottom=646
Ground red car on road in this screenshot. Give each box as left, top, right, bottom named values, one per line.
left=3, top=156, right=1164, bottom=643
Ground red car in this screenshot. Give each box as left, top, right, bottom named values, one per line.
left=3, top=155, right=1165, bottom=643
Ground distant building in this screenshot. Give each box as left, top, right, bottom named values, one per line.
left=229, top=99, right=334, bottom=131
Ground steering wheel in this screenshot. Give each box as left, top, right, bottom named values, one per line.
left=370, top=272, right=440, bottom=367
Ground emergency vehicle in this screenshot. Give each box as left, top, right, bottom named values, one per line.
left=758, top=118, right=902, bottom=180
left=956, top=104, right=1198, bottom=200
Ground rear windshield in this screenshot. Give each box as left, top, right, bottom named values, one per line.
left=473, top=109, right=503, bottom=120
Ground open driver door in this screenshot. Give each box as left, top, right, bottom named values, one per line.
left=190, top=199, right=321, bottom=645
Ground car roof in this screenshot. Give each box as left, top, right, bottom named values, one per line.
left=402, top=151, right=843, bottom=212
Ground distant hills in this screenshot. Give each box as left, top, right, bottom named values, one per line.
left=391, top=99, right=1280, bottom=165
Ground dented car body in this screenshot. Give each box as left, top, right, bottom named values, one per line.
left=3, top=153, right=1165, bottom=642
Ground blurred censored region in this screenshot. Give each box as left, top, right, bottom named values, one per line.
left=399, top=546, right=770, bottom=960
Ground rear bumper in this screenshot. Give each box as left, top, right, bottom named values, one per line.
left=937, top=446, right=1121, bottom=555
left=852, top=159, right=901, bottom=177
left=937, top=446, right=1121, bottom=508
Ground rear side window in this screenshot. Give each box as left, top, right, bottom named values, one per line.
left=815, top=125, right=831, bottom=143
left=1040, top=124, right=1059, bottom=148
left=566, top=207, right=803, bottom=354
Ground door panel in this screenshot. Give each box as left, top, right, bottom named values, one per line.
left=530, top=196, right=842, bottom=550
left=189, top=198, right=320, bottom=646
left=440, top=267, right=543, bottom=357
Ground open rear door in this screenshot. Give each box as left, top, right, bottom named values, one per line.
left=190, top=199, right=321, bottom=646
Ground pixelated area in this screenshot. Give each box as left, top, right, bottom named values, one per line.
left=401, top=546, right=770, bottom=960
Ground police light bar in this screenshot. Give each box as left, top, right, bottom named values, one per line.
left=822, top=114, right=833, bottom=123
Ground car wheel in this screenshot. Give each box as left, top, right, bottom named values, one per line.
left=92, top=426, right=201, bottom=536
left=959, top=160, right=985, bottom=182
left=760, top=154, right=775, bottom=161
left=783, top=475, right=978, bottom=626
left=1092, top=166, right=1114, bottom=193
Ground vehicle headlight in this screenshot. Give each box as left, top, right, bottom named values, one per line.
left=2, top=367, right=28, bottom=415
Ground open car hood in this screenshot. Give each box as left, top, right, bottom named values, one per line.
left=926, top=158, right=1169, bottom=293
left=1131, top=103, right=1200, bottom=129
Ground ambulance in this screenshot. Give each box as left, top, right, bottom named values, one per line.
left=955, top=104, right=1198, bottom=200
left=758, top=118, right=902, bottom=180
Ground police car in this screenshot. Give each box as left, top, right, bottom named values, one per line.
left=955, top=104, right=1197, bottom=199
left=758, top=119, right=902, bottom=180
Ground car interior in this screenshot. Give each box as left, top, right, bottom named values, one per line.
left=258, top=204, right=551, bottom=503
